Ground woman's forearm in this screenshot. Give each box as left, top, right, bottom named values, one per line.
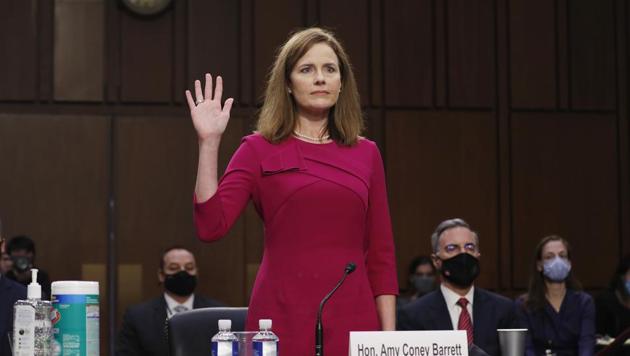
left=376, top=294, right=396, bottom=330
left=194, top=137, right=221, bottom=202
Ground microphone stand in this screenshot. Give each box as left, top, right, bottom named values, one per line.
left=315, top=262, right=356, bottom=356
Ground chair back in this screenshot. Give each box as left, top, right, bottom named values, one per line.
left=167, top=307, right=248, bottom=356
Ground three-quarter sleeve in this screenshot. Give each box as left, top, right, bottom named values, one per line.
left=365, top=142, right=399, bottom=296
left=194, top=138, right=259, bottom=241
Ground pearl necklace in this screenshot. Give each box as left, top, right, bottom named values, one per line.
left=292, top=130, right=331, bottom=143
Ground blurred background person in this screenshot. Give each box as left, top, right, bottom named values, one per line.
left=397, top=255, right=437, bottom=308
left=0, top=249, right=12, bottom=275
left=596, top=254, right=630, bottom=339
left=517, top=235, right=595, bottom=356
left=5, top=235, right=51, bottom=299
left=0, top=233, right=27, bottom=356
left=116, top=246, right=224, bottom=356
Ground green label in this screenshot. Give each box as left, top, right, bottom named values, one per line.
left=52, top=294, right=99, bottom=356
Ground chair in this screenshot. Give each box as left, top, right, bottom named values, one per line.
left=596, top=326, right=630, bottom=356
left=167, top=307, right=248, bottom=356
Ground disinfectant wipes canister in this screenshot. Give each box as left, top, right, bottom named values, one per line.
left=51, top=281, right=99, bottom=356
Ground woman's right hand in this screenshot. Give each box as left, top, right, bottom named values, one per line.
left=185, top=73, right=234, bottom=142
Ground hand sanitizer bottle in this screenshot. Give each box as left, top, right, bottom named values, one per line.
left=13, top=268, right=53, bottom=356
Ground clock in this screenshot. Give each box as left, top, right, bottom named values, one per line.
left=121, top=0, right=172, bottom=16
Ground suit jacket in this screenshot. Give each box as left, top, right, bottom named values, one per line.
left=398, top=286, right=520, bottom=356
left=116, top=294, right=224, bottom=356
left=0, top=276, right=27, bottom=356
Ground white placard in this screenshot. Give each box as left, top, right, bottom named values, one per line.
left=349, top=330, right=469, bottom=356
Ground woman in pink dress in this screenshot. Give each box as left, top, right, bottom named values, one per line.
left=185, top=27, right=398, bottom=355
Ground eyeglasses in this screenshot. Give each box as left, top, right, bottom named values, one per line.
left=442, top=243, right=478, bottom=254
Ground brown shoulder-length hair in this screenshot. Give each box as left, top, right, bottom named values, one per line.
left=524, top=235, right=583, bottom=311
left=256, top=27, right=364, bottom=146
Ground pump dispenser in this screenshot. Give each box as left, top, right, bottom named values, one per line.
left=13, top=268, right=53, bottom=355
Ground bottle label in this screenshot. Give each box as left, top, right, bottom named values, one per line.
left=52, top=294, right=99, bottom=356
left=253, top=340, right=278, bottom=356
left=13, top=304, right=35, bottom=356
left=211, top=340, right=238, bottom=356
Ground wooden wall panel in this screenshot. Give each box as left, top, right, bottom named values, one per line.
left=253, top=0, right=305, bottom=101
left=384, top=0, right=433, bottom=107
left=320, top=0, right=370, bottom=105
left=187, top=0, right=239, bottom=102
left=114, top=116, right=247, bottom=323
left=447, top=0, right=494, bottom=108
left=120, top=9, right=173, bottom=102
left=0, top=0, right=38, bottom=100
left=509, top=0, right=556, bottom=109
left=385, top=111, right=499, bottom=289
left=569, top=0, right=616, bottom=110
left=54, top=0, right=104, bottom=101
left=0, top=113, right=110, bottom=354
left=511, top=113, right=619, bottom=289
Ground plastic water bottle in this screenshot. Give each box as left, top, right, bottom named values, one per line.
left=211, top=319, right=238, bottom=356
left=253, top=319, right=279, bottom=356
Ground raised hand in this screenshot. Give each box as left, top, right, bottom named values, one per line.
left=185, top=74, right=234, bottom=141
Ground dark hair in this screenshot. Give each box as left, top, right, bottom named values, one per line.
left=7, top=235, right=36, bottom=255
left=408, top=256, right=435, bottom=275
left=610, top=254, right=630, bottom=299
left=525, top=235, right=582, bottom=311
left=158, top=245, right=192, bottom=270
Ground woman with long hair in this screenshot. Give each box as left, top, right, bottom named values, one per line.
left=185, top=28, right=398, bottom=355
left=517, top=235, right=595, bottom=356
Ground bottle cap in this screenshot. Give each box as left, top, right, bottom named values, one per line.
left=27, top=268, right=41, bottom=300
left=218, top=319, right=232, bottom=331
left=259, top=319, right=272, bottom=330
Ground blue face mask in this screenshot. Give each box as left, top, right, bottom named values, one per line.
left=624, top=280, right=630, bottom=295
left=543, top=256, right=571, bottom=282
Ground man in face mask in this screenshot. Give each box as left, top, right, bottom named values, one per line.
left=5, top=235, right=51, bottom=299
left=117, top=246, right=224, bottom=356
left=397, top=218, right=520, bottom=356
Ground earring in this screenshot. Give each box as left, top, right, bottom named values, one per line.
left=288, top=88, right=292, bottom=94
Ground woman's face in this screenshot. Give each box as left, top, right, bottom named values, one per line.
left=537, top=240, right=569, bottom=271
left=289, top=43, right=342, bottom=117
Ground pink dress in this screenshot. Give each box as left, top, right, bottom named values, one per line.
left=194, top=133, right=398, bottom=355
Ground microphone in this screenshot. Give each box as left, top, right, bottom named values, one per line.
left=315, top=262, right=356, bottom=356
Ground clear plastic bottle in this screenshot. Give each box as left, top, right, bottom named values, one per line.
left=13, top=269, right=52, bottom=356
left=253, top=319, right=279, bottom=356
left=211, top=319, right=238, bottom=356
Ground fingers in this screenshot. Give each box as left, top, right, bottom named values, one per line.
left=194, top=80, right=203, bottom=103
left=214, top=76, right=224, bottom=102
left=203, top=73, right=213, bottom=100
left=222, top=98, right=234, bottom=115
left=185, top=90, right=195, bottom=110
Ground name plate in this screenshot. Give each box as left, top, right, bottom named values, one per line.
left=349, top=330, right=469, bottom=356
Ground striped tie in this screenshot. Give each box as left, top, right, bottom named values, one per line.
left=457, top=297, right=473, bottom=345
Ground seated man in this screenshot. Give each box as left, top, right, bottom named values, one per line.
left=0, top=235, right=27, bottom=356
left=5, top=235, right=52, bottom=299
left=398, top=218, right=519, bottom=356
left=116, top=246, right=224, bottom=356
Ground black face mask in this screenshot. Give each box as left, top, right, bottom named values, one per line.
left=12, top=256, right=31, bottom=272
left=163, top=271, right=197, bottom=297
left=440, top=253, right=480, bottom=288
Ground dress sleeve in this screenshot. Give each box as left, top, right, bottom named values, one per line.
left=578, top=293, right=596, bottom=356
left=365, top=142, right=399, bottom=296
left=194, top=138, right=259, bottom=241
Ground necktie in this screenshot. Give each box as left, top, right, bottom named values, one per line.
left=173, top=305, right=189, bottom=314
left=457, top=297, right=473, bottom=345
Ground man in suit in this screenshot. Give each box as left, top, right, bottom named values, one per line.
left=116, top=246, right=224, bottom=356
left=398, top=218, right=519, bottom=356
left=0, top=234, right=27, bottom=356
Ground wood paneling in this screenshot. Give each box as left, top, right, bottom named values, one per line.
left=569, top=0, right=616, bottom=110
left=447, top=0, right=494, bottom=108
left=385, top=110, right=499, bottom=289
left=54, top=0, right=104, bottom=101
left=120, top=9, right=173, bottom=102
left=509, top=0, right=556, bottom=109
left=0, top=1, right=38, bottom=100
left=187, top=0, right=239, bottom=102
left=511, top=113, right=619, bottom=289
left=384, top=0, right=433, bottom=107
